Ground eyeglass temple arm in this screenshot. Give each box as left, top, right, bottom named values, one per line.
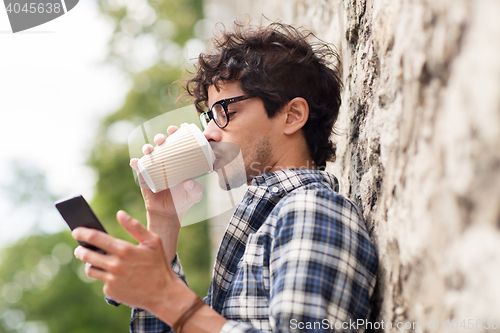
left=225, top=95, right=250, bottom=104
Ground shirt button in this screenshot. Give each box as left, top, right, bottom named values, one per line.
left=271, top=187, right=279, bottom=193
left=247, top=198, right=253, bottom=204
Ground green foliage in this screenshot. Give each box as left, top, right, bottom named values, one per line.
left=0, top=232, right=131, bottom=333
left=0, top=161, right=132, bottom=332
left=1, top=0, right=212, bottom=330
left=98, top=0, right=204, bottom=73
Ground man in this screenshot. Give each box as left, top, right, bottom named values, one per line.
left=72, top=22, right=378, bottom=332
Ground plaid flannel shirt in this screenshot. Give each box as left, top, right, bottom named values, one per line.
left=125, top=169, right=378, bottom=332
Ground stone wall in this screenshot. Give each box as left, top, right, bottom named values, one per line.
left=205, top=0, right=500, bottom=329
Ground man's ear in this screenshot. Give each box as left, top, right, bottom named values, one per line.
left=283, top=97, right=309, bottom=135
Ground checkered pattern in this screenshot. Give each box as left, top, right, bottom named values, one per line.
left=127, top=169, right=378, bottom=332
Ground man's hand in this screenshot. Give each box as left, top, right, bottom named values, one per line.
left=131, top=125, right=204, bottom=219
left=73, top=210, right=227, bottom=332
left=72, top=210, right=189, bottom=314
left=130, top=126, right=203, bottom=263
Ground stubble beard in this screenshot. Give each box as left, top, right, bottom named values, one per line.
left=216, top=136, right=273, bottom=190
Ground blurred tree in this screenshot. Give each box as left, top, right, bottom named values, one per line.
left=0, top=233, right=132, bottom=333
left=1, top=0, right=212, bottom=331
left=97, top=0, right=204, bottom=73
left=0, top=161, right=131, bottom=332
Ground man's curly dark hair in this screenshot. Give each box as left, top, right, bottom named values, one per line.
left=185, top=21, right=343, bottom=168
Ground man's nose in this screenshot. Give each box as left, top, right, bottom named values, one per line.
left=203, top=120, right=222, bottom=142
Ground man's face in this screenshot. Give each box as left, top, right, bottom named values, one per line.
left=203, top=81, right=283, bottom=187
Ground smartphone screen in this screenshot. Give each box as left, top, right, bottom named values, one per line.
left=55, top=195, right=107, bottom=254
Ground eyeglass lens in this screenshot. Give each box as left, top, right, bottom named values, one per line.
left=212, top=104, right=227, bottom=128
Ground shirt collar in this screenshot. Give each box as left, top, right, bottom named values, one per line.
left=250, top=169, right=339, bottom=197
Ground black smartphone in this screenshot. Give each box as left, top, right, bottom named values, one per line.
left=55, top=195, right=107, bottom=254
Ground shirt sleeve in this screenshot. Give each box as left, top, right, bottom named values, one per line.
left=129, top=254, right=187, bottom=333
left=221, top=189, right=378, bottom=333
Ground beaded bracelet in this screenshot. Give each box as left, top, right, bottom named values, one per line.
left=172, top=296, right=205, bottom=333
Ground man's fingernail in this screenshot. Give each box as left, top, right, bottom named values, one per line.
left=118, top=210, right=130, bottom=220
left=186, top=180, right=195, bottom=190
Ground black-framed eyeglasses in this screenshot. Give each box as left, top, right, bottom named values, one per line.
left=199, top=95, right=253, bottom=129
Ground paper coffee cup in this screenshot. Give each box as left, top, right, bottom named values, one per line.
left=136, top=123, right=215, bottom=193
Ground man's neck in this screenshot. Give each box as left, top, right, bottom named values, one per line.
left=270, top=144, right=317, bottom=172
